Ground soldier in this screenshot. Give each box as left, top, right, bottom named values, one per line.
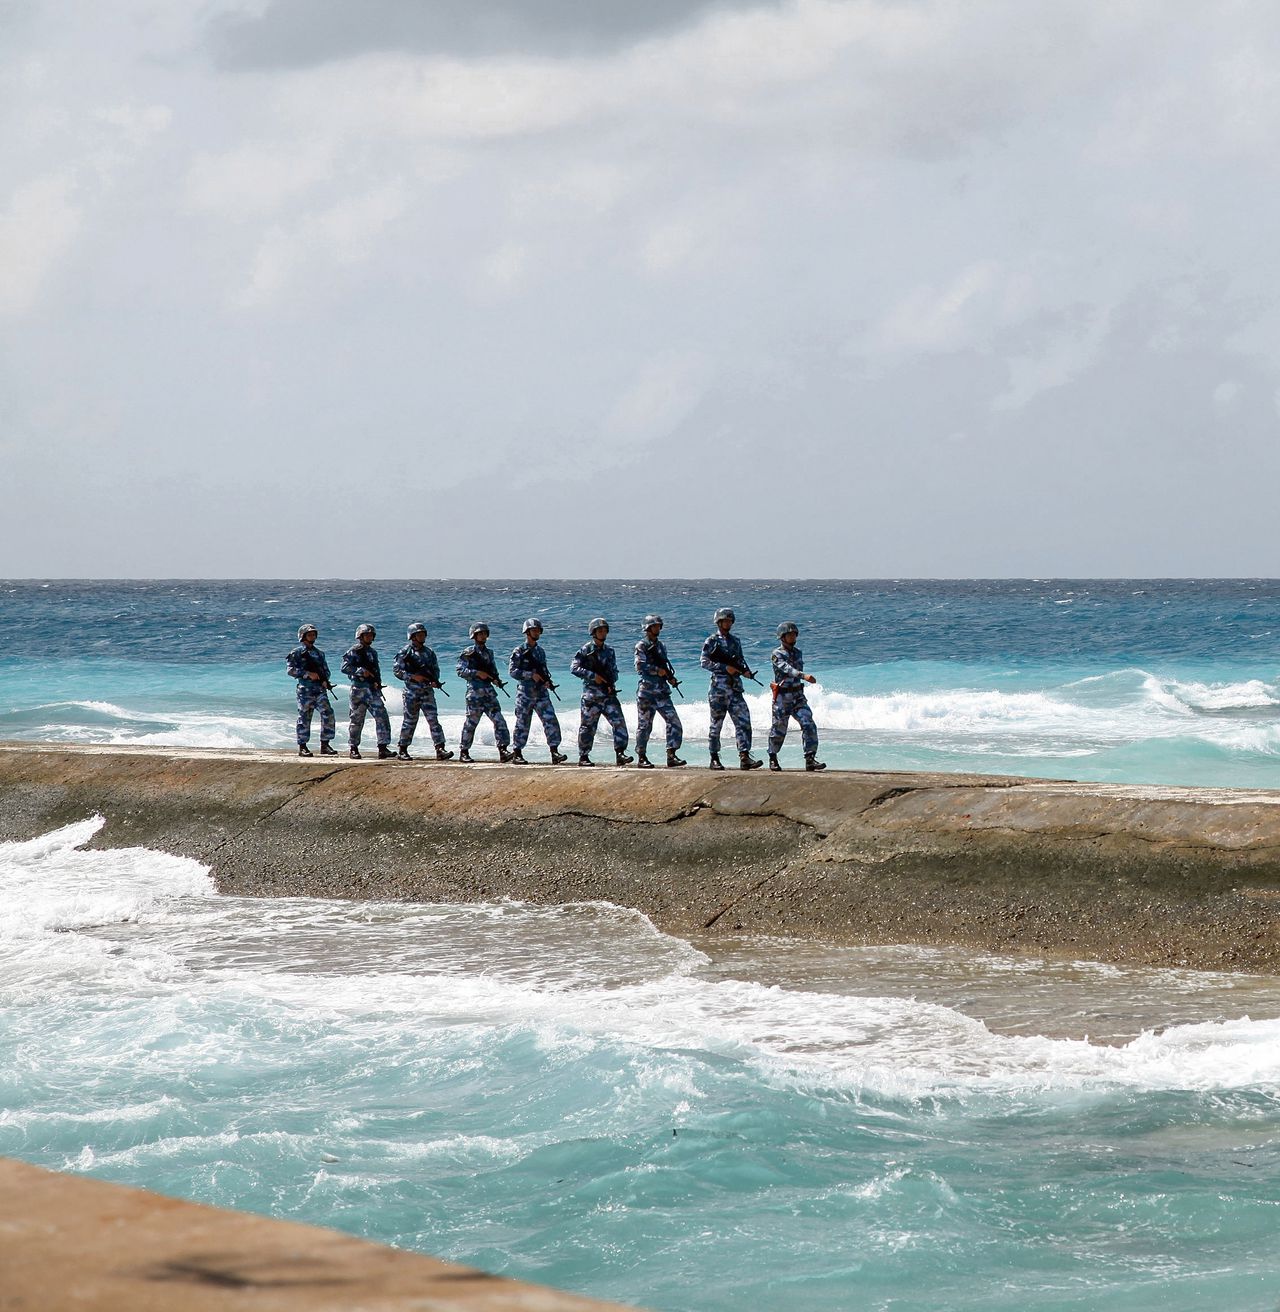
left=393, top=623, right=454, bottom=762
left=341, top=623, right=394, bottom=759
left=286, top=623, right=338, bottom=757
left=768, top=622, right=826, bottom=772
left=456, top=623, right=512, bottom=764
left=571, top=618, right=634, bottom=767
left=634, top=614, right=686, bottom=769
left=508, top=618, right=568, bottom=765
left=700, top=607, right=763, bottom=770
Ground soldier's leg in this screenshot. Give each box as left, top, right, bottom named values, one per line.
left=512, top=689, right=533, bottom=751
left=727, top=688, right=752, bottom=753
left=318, top=693, right=335, bottom=744
left=483, top=689, right=511, bottom=749
left=296, top=686, right=314, bottom=746
left=707, top=685, right=728, bottom=754
left=578, top=696, right=602, bottom=756
left=535, top=690, right=562, bottom=749
left=348, top=687, right=368, bottom=747
left=796, top=701, right=818, bottom=756
left=399, top=686, right=420, bottom=749
left=603, top=696, right=628, bottom=751
left=460, top=694, right=482, bottom=752
left=768, top=695, right=790, bottom=756
left=370, top=692, right=392, bottom=747
left=422, top=696, right=446, bottom=749
left=659, top=692, right=684, bottom=751
left=635, top=690, right=655, bottom=756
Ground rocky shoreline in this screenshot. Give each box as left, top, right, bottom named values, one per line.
left=2, top=742, right=1279, bottom=972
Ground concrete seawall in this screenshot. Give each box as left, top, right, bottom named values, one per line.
left=2, top=742, right=1280, bottom=971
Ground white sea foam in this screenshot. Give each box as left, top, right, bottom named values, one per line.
left=3, top=821, right=1277, bottom=1101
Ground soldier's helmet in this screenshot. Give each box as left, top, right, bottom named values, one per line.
left=714, top=607, right=735, bottom=624
left=356, top=623, right=375, bottom=639
left=643, top=614, right=663, bottom=630
left=522, top=618, right=543, bottom=633
left=298, top=623, right=318, bottom=640
left=588, top=617, right=609, bottom=635
left=408, top=623, right=427, bottom=638
left=469, top=622, right=490, bottom=639
left=777, top=621, right=799, bottom=638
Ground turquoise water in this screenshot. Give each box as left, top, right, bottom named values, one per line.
left=4, top=578, right=1280, bottom=784
left=2, top=820, right=1278, bottom=1311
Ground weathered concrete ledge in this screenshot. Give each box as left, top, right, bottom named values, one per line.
left=2, top=742, right=1280, bottom=971
left=0, top=1157, right=638, bottom=1310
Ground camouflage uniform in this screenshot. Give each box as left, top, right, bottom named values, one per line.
left=342, top=643, right=391, bottom=748
left=509, top=642, right=562, bottom=751
left=701, top=632, right=754, bottom=753
left=457, top=644, right=511, bottom=752
left=769, top=644, right=818, bottom=756
left=572, top=641, right=629, bottom=755
left=394, top=642, right=446, bottom=751
left=286, top=643, right=335, bottom=747
left=634, top=637, right=683, bottom=753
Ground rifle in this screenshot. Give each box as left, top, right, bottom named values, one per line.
left=467, top=652, right=509, bottom=697
left=580, top=647, right=619, bottom=698
left=711, top=640, right=762, bottom=686
left=514, top=647, right=561, bottom=701
left=644, top=641, right=683, bottom=697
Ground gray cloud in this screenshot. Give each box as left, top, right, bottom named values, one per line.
left=208, top=0, right=774, bottom=69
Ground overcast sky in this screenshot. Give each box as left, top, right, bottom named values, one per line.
left=4, top=0, right=1280, bottom=577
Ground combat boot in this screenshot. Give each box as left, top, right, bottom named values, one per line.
left=708, top=752, right=724, bottom=771
left=615, top=749, right=634, bottom=766
left=298, top=744, right=312, bottom=757
left=805, top=754, right=827, bottom=771
left=435, top=746, right=455, bottom=760
left=550, top=748, right=568, bottom=764
left=377, top=744, right=395, bottom=760
left=578, top=754, right=594, bottom=767
left=319, top=742, right=338, bottom=756
left=458, top=749, right=473, bottom=763
left=636, top=752, right=655, bottom=769
left=349, top=746, right=361, bottom=759
left=498, top=746, right=512, bottom=763
left=509, top=748, right=528, bottom=764
left=396, top=746, right=413, bottom=761
left=768, top=754, right=781, bottom=772
left=666, top=749, right=687, bottom=768
left=739, top=751, right=763, bottom=771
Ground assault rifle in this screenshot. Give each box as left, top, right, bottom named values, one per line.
left=513, top=647, right=561, bottom=701
left=644, top=642, right=683, bottom=697
left=709, top=640, right=762, bottom=686
left=579, top=647, right=619, bottom=698
left=466, top=653, right=509, bottom=697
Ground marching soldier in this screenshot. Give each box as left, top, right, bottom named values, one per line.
left=700, top=607, right=762, bottom=770
left=571, top=618, right=633, bottom=767
left=768, top=622, right=826, bottom=772
left=341, top=624, right=394, bottom=759
left=456, top=623, right=512, bottom=764
left=634, top=615, right=686, bottom=768
left=286, top=623, right=338, bottom=757
left=508, top=618, right=568, bottom=764
left=393, top=623, right=454, bottom=761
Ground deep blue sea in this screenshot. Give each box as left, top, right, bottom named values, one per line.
left=4, top=578, right=1280, bottom=783
left=2, top=581, right=1279, bottom=1311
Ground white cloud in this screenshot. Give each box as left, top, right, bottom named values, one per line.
left=184, top=141, right=332, bottom=219
left=0, top=173, right=81, bottom=318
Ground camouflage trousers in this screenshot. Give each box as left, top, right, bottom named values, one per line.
left=348, top=684, right=391, bottom=748
left=768, top=689, right=817, bottom=756
left=295, top=682, right=335, bottom=746
left=578, top=689, right=628, bottom=756
left=461, top=686, right=510, bottom=752
left=399, top=683, right=446, bottom=750
left=708, top=681, right=752, bottom=753
left=636, top=683, right=683, bottom=754
left=513, top=685, right=562, bottom=751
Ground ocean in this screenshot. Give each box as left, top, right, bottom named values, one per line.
left=2, top=580, right=1279, bottom=1310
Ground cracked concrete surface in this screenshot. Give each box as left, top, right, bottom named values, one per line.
left=2, top=743, right=1279, bottom=971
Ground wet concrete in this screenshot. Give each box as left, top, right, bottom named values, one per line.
left=2, top=742, right=1279, bottom=971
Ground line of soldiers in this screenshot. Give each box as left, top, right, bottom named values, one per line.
left=285, top=608, right=826, bottom=772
